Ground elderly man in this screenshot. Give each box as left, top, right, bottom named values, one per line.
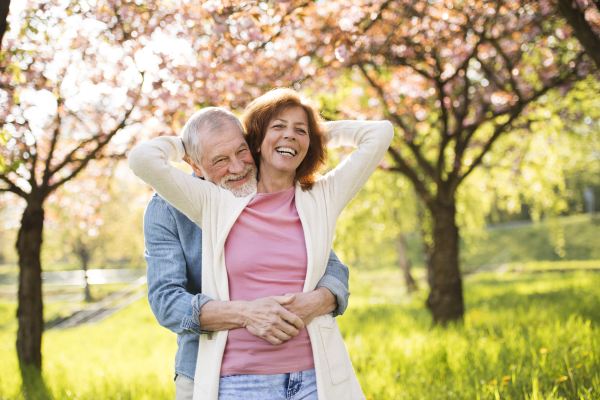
left=143, top=108, right=350, bottom=399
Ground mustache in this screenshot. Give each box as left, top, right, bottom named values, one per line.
left=221, top=164, right=255, bottom=184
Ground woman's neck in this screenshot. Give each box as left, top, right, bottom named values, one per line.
left=256, top=171, right=295, bottom=193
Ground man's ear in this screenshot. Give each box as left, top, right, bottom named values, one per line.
left=189, top=160, right=205, bottom=178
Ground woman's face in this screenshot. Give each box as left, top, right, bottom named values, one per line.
left=259, top=106, right=310, bottom=182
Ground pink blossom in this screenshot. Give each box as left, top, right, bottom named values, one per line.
left=238, top=17, right=255, bottom=30
left=339, top=18, right=353, bottom=31
left=335, top=45, right=349, bottom=62
left=213, top=23, right=227, bottom=35
left=202, top=1, right=220, bottom=13
left=248, top=28, right=263, bottom=41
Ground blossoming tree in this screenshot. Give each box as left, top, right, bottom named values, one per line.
left=261, top=0, right=596, bottom=323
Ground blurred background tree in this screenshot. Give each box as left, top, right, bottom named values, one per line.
left=44, top=163, right=115, bottom=302
left=276, top=0, right=598, bottom=323
left=0, top=1, right=147, bottom=381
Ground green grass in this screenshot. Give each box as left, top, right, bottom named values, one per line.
left=343, top=268, right=600, bottom=399
left=0, top=300, right=177, bottom=399
left=1, top=265, right=599, bottom=399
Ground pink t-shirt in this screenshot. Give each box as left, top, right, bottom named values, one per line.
left=220, top=187, right=314, bottom=376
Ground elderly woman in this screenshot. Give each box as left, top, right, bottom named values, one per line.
left=129, top=89, right=394, bottom=400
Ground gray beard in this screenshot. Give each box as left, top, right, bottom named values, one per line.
left=218, top=164, right=258, bottom=197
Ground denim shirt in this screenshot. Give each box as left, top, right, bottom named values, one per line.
left=144, top=191, right=350, bottom=381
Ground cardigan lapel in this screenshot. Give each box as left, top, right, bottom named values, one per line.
left=211, top=188, right=257, bottom=301
left=294, top=183, right=317, bottom=293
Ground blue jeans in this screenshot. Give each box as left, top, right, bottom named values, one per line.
left=218, top=369, right=318, bottom=400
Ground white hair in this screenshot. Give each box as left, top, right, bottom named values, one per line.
left=181, top=107, right=244, bottom=167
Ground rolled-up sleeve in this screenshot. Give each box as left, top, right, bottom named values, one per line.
left=316, top=249, right=350, bottom=317
left=144, top=196, right=213, bottom=335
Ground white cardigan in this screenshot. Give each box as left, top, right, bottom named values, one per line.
left=129, top=120, right=394, bottom=400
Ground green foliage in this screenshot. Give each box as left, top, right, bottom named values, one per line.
left=0, top=130, right=24, bottom=174
left=1, top=266, right=598, bottom=399
left=92, top=175, right=149, bottom=269
left=458, top=215, right=600, bottom=269
left=335, top=170, right=600, bottom=270
left=334, top=168, right=420, bottom=268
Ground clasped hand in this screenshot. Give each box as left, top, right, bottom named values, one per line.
left=242, top=290, right=326, bottom=345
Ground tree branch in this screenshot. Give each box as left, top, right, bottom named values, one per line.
left=475, top=54, right=508, bottom=93
left=69, top=108, right=98, bottom=135
left=487, top=37, right=523, bottom=100
left=556, top=0, right=600, bottom=69
left=451, top=124, right=477, bottom=183
left=454, top=74, right=472, bottom=135
left=28, top=145, right=38, bottom=193
left=456, top=48, right=585, bottom=188
left=387, top=146, right=433, bottom=206
left=358, top=63, right=437, bottom=180
left=0, top=174, right=27, bottom=198
left=47, top=135, right=101, bottom=180
left=256, top=2, right=310, bottom=50
left=360, top=0, right=394, bottom=32
left=45, top=107, right=134, bottom=194
left=388, top=54, right=436, bottom=80
left=42, top=101, right=63, bottom=186
left=457, top=108, right=521, bottom=186
left=372, top=0, right=416, bottom=54
left=442, top=38, right=481, bottom=84
left=431, top=54, right=457, bottom=185
left=433, top=58, right=449, bottom=139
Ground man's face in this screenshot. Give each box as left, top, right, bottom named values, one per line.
left=191, top=121, right=257, bottom=197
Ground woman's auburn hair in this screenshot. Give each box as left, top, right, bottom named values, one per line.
left=241, top=88, right=327, bottom=190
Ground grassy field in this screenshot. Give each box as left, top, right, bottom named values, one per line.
left=1, top=265, right=599, bottom=399
left=345, top=268, right=600, bottom=399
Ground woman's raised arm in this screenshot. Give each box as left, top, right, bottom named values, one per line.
left=128, top=136, right=214, bottom=225
left=320, top=120, right=394, bottom=216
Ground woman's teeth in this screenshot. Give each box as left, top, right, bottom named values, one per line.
left=276, top=147, right=297, bottom=156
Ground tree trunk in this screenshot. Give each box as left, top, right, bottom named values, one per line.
left=416, top=199, right=434, bottom=288
left=396, top=234, right=417, bottom=293
left=0, top=0, right=10, bottom=53
left=83, top=261, right=92, bottom=302
left=555, top=0, right=600, bottom=70
left=426, top=201, right=464, bottom=324
left=16, top=202, right=45, bottom=372
left=75, top=240, right=92, bottom=302
left=422, top=237, right=434, bottom=289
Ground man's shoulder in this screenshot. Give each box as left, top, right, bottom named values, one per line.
left=147, top=192, right=175, bottom=211
left=146, top=172, right=200, bottom=211
left=146, top=193, right=192, bottom=223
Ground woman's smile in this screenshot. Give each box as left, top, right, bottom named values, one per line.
left=275, top=146, right=297, bottom=157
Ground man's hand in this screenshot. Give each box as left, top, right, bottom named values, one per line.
left=279, top=287, right=337, bottom=326
left=241, top=295, right=305, bottom=345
